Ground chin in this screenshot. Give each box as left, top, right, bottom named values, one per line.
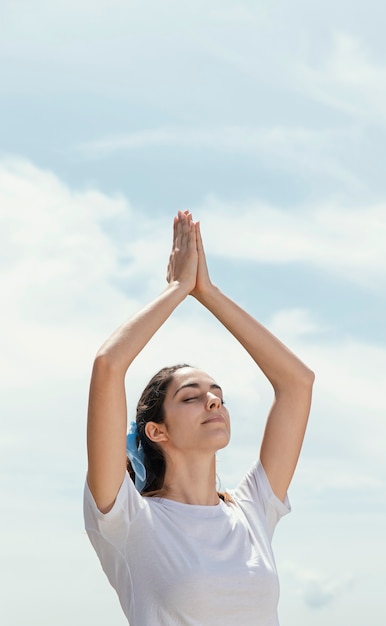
left=214, top=433, right=231, bottom=452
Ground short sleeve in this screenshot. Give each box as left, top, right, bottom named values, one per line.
left=83, top=471, right=146, bottom=553
left=232, top=460, right=291, bottom=539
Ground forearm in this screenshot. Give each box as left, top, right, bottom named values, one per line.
left=96, top=282, right=189, bottom=374
left=194, top=285, right=314, bottom=393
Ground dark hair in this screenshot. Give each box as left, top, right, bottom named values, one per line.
left=127, top=364, right=191, bottom=495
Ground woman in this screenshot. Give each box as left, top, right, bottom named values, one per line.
left=84, top=210, right=314, bottom=625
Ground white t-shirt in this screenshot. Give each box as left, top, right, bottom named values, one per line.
left=84, top=460, right=290, bottom=626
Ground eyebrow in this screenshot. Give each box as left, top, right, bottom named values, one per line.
left=173, top=382, right=222, bottom=398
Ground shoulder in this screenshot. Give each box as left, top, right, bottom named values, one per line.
left=84, top=471, right=147, bottom=541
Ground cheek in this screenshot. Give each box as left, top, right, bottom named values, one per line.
left=163, top=408, right=190, bottom=433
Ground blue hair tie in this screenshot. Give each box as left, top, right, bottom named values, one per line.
left=126, top=421, right=146, bottom=492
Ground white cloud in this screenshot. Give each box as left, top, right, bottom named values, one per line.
left=76, top=125, right=333, bottom=155
left=263, top=308, right=386, bottom=483
left=299, top=32, right=386, bottom=125
left=270, top=308, right=326, bottom=339
left=76, top=125, right=360, bottom=192
left=3, top=0, right=386, bottom=143
left=0, top=157, right=151, bottom=386
left=197, top=197, right=386, bottom=291
left=283, top=562, right=355, bottom=609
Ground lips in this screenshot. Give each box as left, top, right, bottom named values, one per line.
left=202, top=415, right=225, bottom=424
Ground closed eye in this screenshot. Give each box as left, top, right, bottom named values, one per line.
left=182, top=396, right=226, bottom=404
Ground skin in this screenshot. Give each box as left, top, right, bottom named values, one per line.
left=87, top=210, right=315, bottom=512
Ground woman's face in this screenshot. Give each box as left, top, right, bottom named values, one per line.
left=160, top=367, right=231, bottom=454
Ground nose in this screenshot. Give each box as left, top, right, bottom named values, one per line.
left=206, top=393, right=222, bottom=411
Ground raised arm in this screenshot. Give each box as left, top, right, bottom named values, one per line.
left=192, top=221, right=314, bottom=501
left=87, top=212, right=197, bottom=513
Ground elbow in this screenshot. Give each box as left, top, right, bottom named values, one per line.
left=297, top=365, right=315, bottom=393
left=304, top=366, right=316, bottom=387
left=278, top=364, right=315, bottom=395
left=92, top=350, right=124, bottom=378
left=272, top=363, right=315, bottom=404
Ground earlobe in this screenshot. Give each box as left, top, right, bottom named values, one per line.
left=145, top=421, right=168, bottom=443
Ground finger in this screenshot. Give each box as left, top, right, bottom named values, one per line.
left=180, top=211, right=191, bottom=245
left=195, top=221, right=204, bottom=251
left=175, top=212, right=185, bottom=249
left=175, top=214, right=187, bottom=252
left=188, top=218, right=197, bottom=245
left=177, top=212, right=196, bottom=252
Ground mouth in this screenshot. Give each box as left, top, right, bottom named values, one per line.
left=202, top=415, right=225, bottom=424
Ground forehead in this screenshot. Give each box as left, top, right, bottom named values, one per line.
left=169, top=367, right=217, bottom=390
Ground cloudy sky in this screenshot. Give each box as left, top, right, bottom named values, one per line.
left=1, top=1, right=385, bottom=624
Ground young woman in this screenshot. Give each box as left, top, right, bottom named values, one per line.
left=84, top=211, right=314, bottom=625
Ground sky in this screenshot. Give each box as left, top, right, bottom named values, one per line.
left=1, top=1, right=385, bottom=624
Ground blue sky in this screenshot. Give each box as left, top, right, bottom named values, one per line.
left=1, top=1, right=385, bottom=625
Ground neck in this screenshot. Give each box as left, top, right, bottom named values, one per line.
left=161, top=453, right=220, bottom=505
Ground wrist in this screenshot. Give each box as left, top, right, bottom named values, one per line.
left=191, top=282, right=219, bottom=303
left=165, top=280, right=194, bottom=299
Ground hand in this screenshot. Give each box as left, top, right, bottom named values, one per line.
left=166, top=211, right=198, bottom=293
left=191, top=220, right=214, bottom=298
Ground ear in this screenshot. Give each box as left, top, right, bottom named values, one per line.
left=145, top=421, right=168, bottom=443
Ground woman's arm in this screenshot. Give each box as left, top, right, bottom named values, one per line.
left=192, top=221, right=314, bottom=501
left=87, top=212, right=197, bottom=513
